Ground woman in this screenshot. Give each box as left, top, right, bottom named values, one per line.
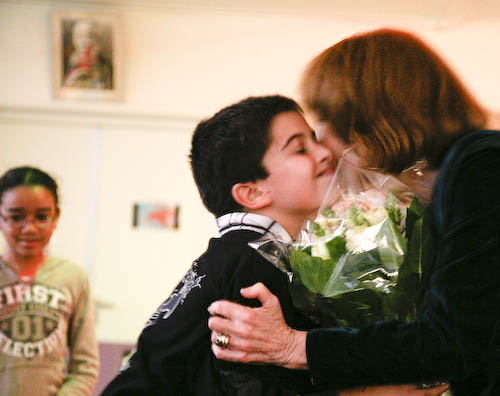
left=207, top=28, right=500, bottom=395
left=0, top=166, right=99, bottom=395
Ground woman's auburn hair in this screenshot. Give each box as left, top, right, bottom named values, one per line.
left=300, top=28, right=486, bottom=173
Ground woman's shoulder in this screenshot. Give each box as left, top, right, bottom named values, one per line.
left=447, top=130, right=500, bottom=160
left=438, top=130, right=500, bottom=181
left=432, top=130, right=500, bottom=228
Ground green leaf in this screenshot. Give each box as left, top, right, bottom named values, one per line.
left=348, top=205, right=368, bottom=226
left=406, top=217, right=424, bottom=274
left=408, top=196, right=426, bottom=217
left=385, top=193, right=402, bottom=225
left=405, top=197, right=425, bottom=241
left=321, top=208, right=333, bottom=217
left=311, top=221, right=326, bottom=237
left=290, top=249, right=336, bottom=294
left=325, top=237, right=347, bottom=262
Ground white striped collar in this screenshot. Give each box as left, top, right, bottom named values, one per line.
left=216, top=212, right=293, bottom=243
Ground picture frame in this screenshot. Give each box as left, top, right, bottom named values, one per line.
left=132, top=202, right=180, bottom=230
left=52, top=11, right=123, bottom=101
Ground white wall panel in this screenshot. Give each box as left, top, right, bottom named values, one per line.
left=94, top=125, right=215, bottom=342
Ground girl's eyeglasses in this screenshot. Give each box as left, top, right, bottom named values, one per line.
left=0, top=213, right=56, bottom=230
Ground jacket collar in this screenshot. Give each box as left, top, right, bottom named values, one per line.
left=216, top=212, right=293, bottom=243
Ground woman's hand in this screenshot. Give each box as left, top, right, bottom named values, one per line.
left=208, top=282, right=308, bottom=369
left=341, top=383, right=449, bottom=396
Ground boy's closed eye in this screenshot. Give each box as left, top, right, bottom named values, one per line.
left=296, top=145, right=307, bottom=154
left=294, top=134, right=319, bottom=154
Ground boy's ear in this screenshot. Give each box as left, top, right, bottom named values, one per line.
left=232, top=182, right=272, bottom=210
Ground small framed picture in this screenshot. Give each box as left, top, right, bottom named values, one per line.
left=133, top=202, right=180, bottom=230
left=52, top=11, right=123, bottom=101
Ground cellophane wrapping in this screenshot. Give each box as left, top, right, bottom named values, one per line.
left=251, top=149, right=436, bottom=328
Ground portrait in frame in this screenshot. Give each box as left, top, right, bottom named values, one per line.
left=52, top=11, right=123, bottom=101
left=132, top=202, right=180, bottom=230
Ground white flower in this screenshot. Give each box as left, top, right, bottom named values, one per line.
left=311, top=241, right=332, bottom=260
left=345, top=225, right=367, bottom=251
left=364, top=207, right=388, bottom=226
left=346, top=223, right=381, bottom=252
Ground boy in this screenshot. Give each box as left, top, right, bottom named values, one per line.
left=100, top=95, right=334, bottom=395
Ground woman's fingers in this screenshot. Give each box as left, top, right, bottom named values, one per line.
left=207, top=282, right=278, bottom=321
left=207, top=283, right=308, bottom=368
left=417, top=383, right=449, bottom=396
left=341, top=383, right=449, bottom=396
left=208, top=299, right=254, bottom=322
left=240, top=282, right=274, bottom=303
left=210, top=336, right=269, bottom=364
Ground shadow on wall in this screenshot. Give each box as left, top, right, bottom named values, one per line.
left=92, top=342, right=135, bottom=396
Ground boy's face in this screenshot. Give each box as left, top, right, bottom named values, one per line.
left=258, top=111, right=334, bottom=223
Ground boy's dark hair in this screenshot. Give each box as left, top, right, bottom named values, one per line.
left=190, top=95, right=302, bottom=217
left=0, top=166, right=59, bottom=208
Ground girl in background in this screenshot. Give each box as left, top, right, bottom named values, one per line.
left=0, top=166, right=99, bottom=395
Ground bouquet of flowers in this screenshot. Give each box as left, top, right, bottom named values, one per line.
left=252, top=149, right=436, bottom=328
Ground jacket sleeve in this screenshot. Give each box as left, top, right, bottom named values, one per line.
left=58, top=267, right=100, bottom=396
left=100, top=236, right=315, bottom=396
left=307, top=144, right=500, bottom=389
left=216, top=246, right=317, bottom=395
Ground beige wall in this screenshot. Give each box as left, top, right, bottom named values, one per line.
left=1, top=0, right=499, bottom=343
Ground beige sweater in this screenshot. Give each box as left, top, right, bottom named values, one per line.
left=0, top=257, right=99, bottom=395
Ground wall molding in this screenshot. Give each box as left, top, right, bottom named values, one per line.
left=0, top=105, right=200, bottom=132
left=2, top=106, right=498, bottom=132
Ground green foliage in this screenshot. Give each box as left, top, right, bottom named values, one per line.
left=288, top=196, right=429, bottom=328
left=385, top=193, right=403, bottom=226
left=321, top=208, right=333, bottom=217
left=311, top=221, right=326, bottom=237
left=348, top=205, right=369, bottom=226
left=326, top=237, right=347, bottom=262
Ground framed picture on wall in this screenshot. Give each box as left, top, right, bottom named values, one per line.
left=132, top=202, right=180, bottom=230
left=52, top=11, right=123, bottom=101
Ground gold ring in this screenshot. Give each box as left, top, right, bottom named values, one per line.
left=215, top=333, right=230, bottom=349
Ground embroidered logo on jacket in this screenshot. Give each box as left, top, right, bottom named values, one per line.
left=143, top=262, right=206, bottom=328
left=0, top=282, right=69, bottom=359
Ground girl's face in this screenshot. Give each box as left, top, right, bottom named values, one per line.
left=0, top=186, right=59, bottom=260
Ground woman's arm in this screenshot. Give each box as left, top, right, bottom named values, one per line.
left=209, top=265, right=458, bottom=386
left=208, top=283, right=449, bottom=396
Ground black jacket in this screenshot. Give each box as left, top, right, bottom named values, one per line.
left=101, top=229, right=315, bottom=396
